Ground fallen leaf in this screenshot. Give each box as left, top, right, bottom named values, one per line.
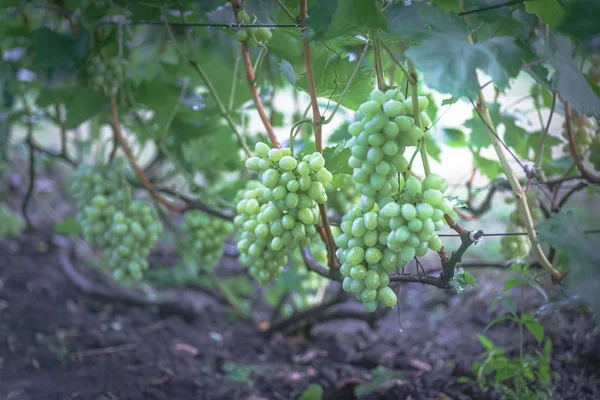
left=175, top=343, right=198, bottom=357
left=409, top=359, right=432, bottom=373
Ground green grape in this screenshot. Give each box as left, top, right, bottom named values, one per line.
left=236, top=29, right=249, bottom=41
left=86, top=55, right=128, bottom=96
left=255, top=27, right=272, bottom=42
left=177, top=210, right=234, bottom=275
left=561, top=113, right=598, bottom=155
left=500, top=225, right=531, bottom=260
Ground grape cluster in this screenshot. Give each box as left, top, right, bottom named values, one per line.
left=178, top=210, right=234, bottom=273
left=104, top=201, right=163, bottom=282
left=589, top=55, right=600, bottom=83
left=326, top=174, right=360, bottom=214
left=71, top=161, right=130, bottom=247
left=500, top=226, right=531, bottom=261
left=71, top=161, right=162, bottom=283
left=561, top=113, right=598, bottom=155
left=86, top=55, right=128, bottom=97
left=236, top=10, right=272, bottom=43
left=235, top=142, right=332, bottom=283
left=346, top=88, right=430, bottom=204
left=0, top=203, right=25, bottom=237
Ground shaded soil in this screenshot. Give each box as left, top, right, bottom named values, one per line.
left=1, top=233, right=599, bottom=400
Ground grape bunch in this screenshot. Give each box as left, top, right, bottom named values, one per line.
left=561, top=113, right=598, bottom=155
left=0, top=203, right=25, bottom=237
left=235, top=142, right=333, bottom=283
left=71, top=160, right=130, bottom=247
left=500, top=226, right=531, bottom=261
left=346, top=88, right=430, bottom=204
left=236, top=10, right=272, bottom=43
left=589, top=54, right=600, bottom=83
left=104, top=200, right=163, bottom=282
left=178, top=210, right=234, bottom=273
left=86, top=55, right=128, bottom=97
left=326, top=174, right=360, bottom=214
left=335, top=205, right=399, bottom=312
left=71, top=160, right=162, bottom=283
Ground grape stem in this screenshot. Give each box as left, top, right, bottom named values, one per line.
left=380, top=40, right=416, bottom=86
left=473, top=89, right=561, bottom=284
left=440, top=229, right=484, bottom=285
left=565, top=101, right=600, bottom=184
left=407, top=60, right=431, bottom=177
left=372, top=32, right=386, bottom=91
left=299, top=0, right=338, bottom=269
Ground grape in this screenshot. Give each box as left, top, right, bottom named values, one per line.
left=561, top=113, right=598, bottom=155
left=236, top=142, right=333, bottom=283
left=86, top=55, right=128, bottom=96
left=345, top=88, right=423, bottom=203
left=255, top=27, right=272, bottom=42
left=0, top=203, right=25, bottom=237
left=236, top=29, right=249, bottom=41
left=178, top=211, right=234, bottom=275
left=500, top=225, right=531, bottom=260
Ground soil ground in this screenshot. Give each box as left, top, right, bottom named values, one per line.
left=1, top=230, right=599, bottom=400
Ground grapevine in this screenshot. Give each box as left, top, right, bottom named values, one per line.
left=501, top=191, right=541, bottom=260
left=86, top=55, right=128, bottom=97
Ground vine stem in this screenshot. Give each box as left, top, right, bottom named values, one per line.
left=474, top=90, right=560, bottom=284
left=372, top=32, right=386, bottom=91
left=299, top=0, right=337, bottom=269
left=162, top=16, right=252, bottom=158
left=380, top=41, right=416, bottom=86
left=407, top=60, right=430, bottom=176
left=565, top=102, right=600, bottom=184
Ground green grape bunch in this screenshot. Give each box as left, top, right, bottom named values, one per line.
left=104, top=200, right=163, bottom=282
left=561, top=113, right=598, bottom=155
left=71, top=160, right=130, bottom=247
left=0, top=203, right=25, bottom=237
left=336, top=173, right=452, bottom=312
left=500, top=226, right=531, bottom=261
left=178, top=211, right=234, bottom=273
left=86, top=55, right=128, bottom=97
left=346, top=88, right=431, bottom=205
left=236, top=10, right=272, bottom=44
left=235, top=142, right=333, bottom=284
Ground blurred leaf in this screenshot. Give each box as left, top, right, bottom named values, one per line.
left=476, top=334, right=494, bottom=351
left=504, top=279, right=522, bottom=292
left=532, top=29, right=600, bottom=116
left=296, top=44, right=374, bottom=110
left=54, top=215, right=82, bottom=236
left=442, top=128, right=467, bottom=148
left=354, top=366, right=405, bottom=397
left=62, top=88, right=107, bottom=129
left=472, top=152, right=503, bottom=180
left=328, top=120, right=351, bottom=144
left=441, top=96, right=460, bottom=106
left=525, top=0, right=566, bottom=28
left=306, top=0, right=387, bottom=41
left=465, top=116, right=492, bottom=148
left=386, top=2, right=468, bottom=41
left=407, top=35, right=525, bottom=98
left=557, top=0, right=600, bottom=52
left=525, top=321, right=545, bottom=344
left=323, top=144, right=352, bottom=174
left=425, top=134, right=442, bottom=162
left=33, top=27, right=89, bottom=69
left=299, top=384, right=323, bottom=400
left=588, top=184, right=600, bottom=195
left=502, top=114, right=530, bottom=159
left=484, top=315, right=513, bottom=332
left=537, top=211, right=600, bottom=318
left=279, top=60, right=297, bottom=85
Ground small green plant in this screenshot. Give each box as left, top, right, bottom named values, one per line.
left=464, top=264, right=553, bottom=399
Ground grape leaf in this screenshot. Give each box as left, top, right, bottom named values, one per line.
left=63, top=88, right=107, bottom=129
left=442, top=97, right=460, bottom=106
left=531, top=29, right=600, bottom=116
left=442, top=128, right=467, bottom=148
left=279, top=60, right=297, bottom=85
left=472, top=152, right=503, bottom=180
left=536, top=211, right=600, bottom=318
left=406, top=35, right=525, bottom=98
left=306, top=0, right=387, bottom=41
left=465, top=116, right=492, bottom=149
left=385, top=2, right=469, bottom=41
left=425, top=134, right=442, bottom=162
left=525, top=0, right=566, bottom=28
left=328, top=121, right=351, bottom=144
left=295, top=44, right=374, bottom=110
left=557, top=0, right=600, bottom=52
left=323, top=144, right=352, bottom=174
left=502, top=114, right=530, bottom=159
left=33, top=27, right=89, bottom=69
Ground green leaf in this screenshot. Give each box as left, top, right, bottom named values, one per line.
left=442, top=128, right=467, bottom=148
left=323, top=144, right=352, bottom=174
left=299, top=383, right=323, bottom=400
left=54, top=215, right=82, bottom=236
left=406, top=36, right=525, bottom=98
left=557, top=0, right=600, bottom=51
left=532, top=29, right=600, bottom=116
left=441, top=96, right=460, bottom=106
left=425, top=134, right=442, bottom=162
left=306, top=0, right=387, bottom=41
left=296, top=44, right=374, bottom=110
left=279, top=60, right=297, bottom=85
left=502, top=114, right=530, bottom=159
left=472, top=152, right=503, bottom=180
left=588, top=184, right=600, bottom=195
left=476, top=334, right=494, bottom=351
left=385, top=2, right=469, bottom=41
left=34, top=27, right=89, bottom=69
left=525, top=321, right=545, bottom=344
left=504, top=279, right=522, bottom=292
left=57, top=88, right=107, bottom=129
left=328, top=121, right=351, bottom=144
left=465, top=115, right=491, bottom=148
left=484, top=315, right=513, bottom=332
left=354, top=366, right=405, bottom=397
left=525, top=0, right=566, bottom=28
